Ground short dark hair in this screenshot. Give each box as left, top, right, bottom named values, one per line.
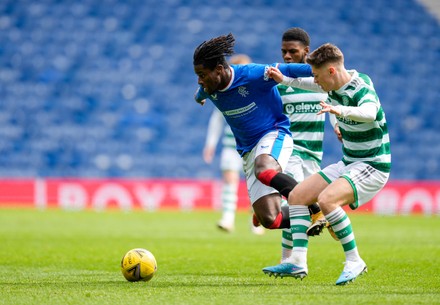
left=282, top=27, right=310, bottom=46
left=193, top=33, right=235, bottom=70
left=306, top=43, right=344, bottom=68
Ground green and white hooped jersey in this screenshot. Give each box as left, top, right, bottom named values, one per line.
left=222, top=125, right=237, bottom=149
left=329, top=70, right=391, bottom=173
left=278, top=84, right=327, bottom=165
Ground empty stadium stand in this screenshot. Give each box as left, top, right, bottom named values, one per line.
left=0, top=0, right=439, bottom=180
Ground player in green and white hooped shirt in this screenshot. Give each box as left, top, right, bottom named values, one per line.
left=276, top=28, right=341, bottom=263
left=204, top=109, right=265, bottom=235
left=203, top=109, right=241, bottom=231
left=263, top=43, right=391, bottom=285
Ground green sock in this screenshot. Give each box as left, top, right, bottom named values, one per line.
left=326, top=207, right=361, bottom=261
left=289, top=205, right=310, bottom=265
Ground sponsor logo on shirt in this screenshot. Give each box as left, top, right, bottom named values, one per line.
left=338, top=117, right=358, bottom=125
left=223, top=102, right=257, bottom=118
left=285, top=102, right=322, bottom=114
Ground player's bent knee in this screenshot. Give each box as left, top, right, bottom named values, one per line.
left=258, top=214, right=276, bottom=229
left=317, top=194, right=341, bottom=214
left=259, top=212, right=283, bottom=229
left=256, top=169, right=278, bottom=186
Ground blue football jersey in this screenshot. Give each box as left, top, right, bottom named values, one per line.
left=196, top=63, right=312, bottom=155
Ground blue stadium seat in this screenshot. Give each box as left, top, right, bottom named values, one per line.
left=0, top=0, right=438, bottom=179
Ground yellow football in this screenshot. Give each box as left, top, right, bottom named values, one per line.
left=121, top=248, right=157, bottom=282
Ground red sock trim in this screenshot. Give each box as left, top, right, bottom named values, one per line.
left=257, top=169, right=278, bottom=186
left=269, top=212, right=283, bottom=229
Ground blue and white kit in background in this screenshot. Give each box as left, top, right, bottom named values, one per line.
left=196, top=63, right=313, bottom=203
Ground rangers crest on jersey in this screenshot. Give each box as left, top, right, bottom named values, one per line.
left=238, top=86, right=249, bottom=97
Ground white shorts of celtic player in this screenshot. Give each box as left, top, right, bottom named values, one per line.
left=285, top=155, right=321, bottom=183
left=320, top=160, right=389, bottom=210
left=220, top=147, right=243, bottom=172
left=243, top=131, right=293, bottom=205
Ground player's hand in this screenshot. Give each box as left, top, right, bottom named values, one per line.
left=334, top=123, right=342, bottom=142
left=203, top=146, right=215, bottom=164
left=317, top=101, right=341, bottom=116
left=266, top=66, right=283, bottom=83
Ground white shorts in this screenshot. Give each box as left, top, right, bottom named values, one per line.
left=320, top=161, right=390, bottom=210
left=242, top=131, right=293, bottom=204
left=285, top=155, right=321, bottom=182
left=220, top=147, right=243, bottom=172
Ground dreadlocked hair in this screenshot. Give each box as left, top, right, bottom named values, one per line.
left=193, top=33, right=235, bottom=70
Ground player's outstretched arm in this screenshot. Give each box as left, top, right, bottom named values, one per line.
left=281, top=76, right=324, bottom=93
left=317, top=101, right=378, bottom=123
left=266, top=66, right=284, bottom=83
left=267, top=66, right=324, bottom=93
left=203, top=109, right=224, bottom=163
left=194, top=86, right=208, bottom=105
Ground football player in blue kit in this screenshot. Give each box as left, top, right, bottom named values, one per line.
left=193, top=33, right=312, bottom=232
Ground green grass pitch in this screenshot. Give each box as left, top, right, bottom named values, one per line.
left=0, top=208, right=439, bottom=305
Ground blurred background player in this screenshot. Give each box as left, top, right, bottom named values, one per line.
left=203, top=54, right=265, bottom=235
left=275, top=27, right=341, bottom=262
